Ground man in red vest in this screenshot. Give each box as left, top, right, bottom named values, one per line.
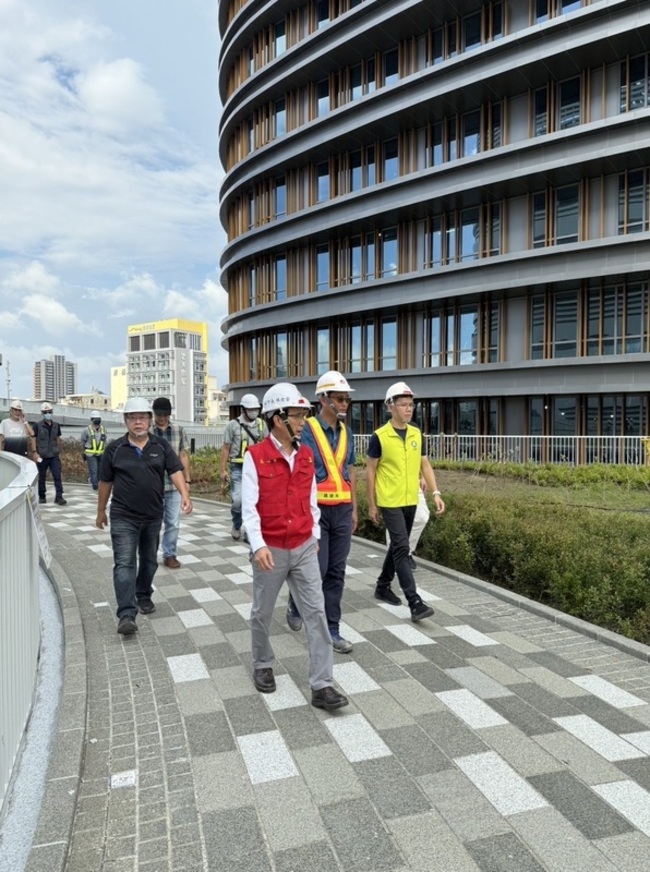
left=285, top=371, right=357, bottom=653
left=242, top=382, right=349, bottom=711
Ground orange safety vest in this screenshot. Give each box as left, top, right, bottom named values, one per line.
left=304, top=418, right=351, bottom=505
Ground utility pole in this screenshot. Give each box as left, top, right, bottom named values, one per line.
left=5, top=359, right=11, bottom=399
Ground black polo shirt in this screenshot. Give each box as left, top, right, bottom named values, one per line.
left=99, top=434, right=183, bottom=521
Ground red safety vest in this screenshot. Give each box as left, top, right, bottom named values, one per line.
left=304, top=418, right=351, bottom=505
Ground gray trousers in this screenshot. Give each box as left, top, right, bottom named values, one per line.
left=250, top=537, right=334, bottom=690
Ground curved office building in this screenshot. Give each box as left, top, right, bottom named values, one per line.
left=218, top=0, right=650, bottom=440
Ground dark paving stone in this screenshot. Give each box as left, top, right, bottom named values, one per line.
left=564, top=696, right=650, bottom=734
left=528, top=771, right=634, bottom=839
left=341, top=590, right=373, bottom=611
left=466, top=832, right=546, bottom=872
left=508, top=683, right=581, bottom=719
left=435, top=635, right=496, bottom=661
left=416, top=643, right=467, bottom=669
left=488, top=696, right=563, bottom=736
left=155, top=634, right=198, bottom=657
left=213, top=613, right=251, bottom=633
left=320, top=797, right=404, bottom=871
left=353, top=757, right=431, bottom=818
left=345, top=644, right=407, bottom=683
left=417, top=711, right=489, bottom=758
left=362, top=629, right=410, bottom=654
left=380, top=724, right=454, bottom=776
left=272, top=708, right=333, bottom=751
left=616, top=758, right=650, bottom=792
left=165, top=596, right=199, bottom=612
left=185, top=712, right=235, bottom=755
left=203, top=807, right=273, bottom=872
left=527, top=651, right=587, bottom=678
left=199, top=642, right=243, bottom=669
left=223, top=696, right=276, bottom=736
left=449, top=614, right=502, bottom=634
left=403, top=662, right=461, bottom=694
left=274, top=842, right=340, bottom=872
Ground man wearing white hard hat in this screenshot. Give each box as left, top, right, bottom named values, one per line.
left=32, top=401, right=67, bottom=505
left=285, top=371, right=357, bottom=654
left=0, top=399, right=35, bottom=457
left=220, top=393, right=265, bottom=540
left=80, top=411, right=107, bottom=492
left=366, top=382, right=445, bottom=622
left=242, top=382, right=349, bottom=711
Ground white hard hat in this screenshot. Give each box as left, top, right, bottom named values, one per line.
left=123, top=397, right=152, bottom=415
left=90, top=412, right=102, bottom=419
left=10, top=399, right=23, bottom=410
left=240, top=393, right=261, bottom=409
left=40, top=402, right=53, bottom=412
left=262, top=383, right=310, bottom=417
left=385, top=382, right=415, bottom=405
left=315, top=370, right=355, bottom=397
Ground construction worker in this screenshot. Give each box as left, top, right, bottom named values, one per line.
left=32, top=402, right=67, bottom=505
left=0, top=399, right=35, bottom=457
left=242, top=382, right=349, bottom=711
left=366, top=382, right=445, bottom=621
left=152, top=396, right=190, bottom=569
left=81, top=412, right=107, bottom=491
left=220, top=393, right=265, bottom=540
left=286, top=371, right=357, bottom=654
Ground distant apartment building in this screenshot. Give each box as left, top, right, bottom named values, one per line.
left=126, top=319, right=208, bottom=423
left=33, top=355, right=77, bottom=403
left=110, top=366, right=128, bottom=410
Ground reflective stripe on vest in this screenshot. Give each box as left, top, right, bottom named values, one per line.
left=85, top=425, right=106, bottom=456
left=304, top=418, right=351, bottom=504
left=232, top=418, right=265, bottom=463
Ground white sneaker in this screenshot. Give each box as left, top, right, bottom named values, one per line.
left=231, top=525, right=241, bottom=540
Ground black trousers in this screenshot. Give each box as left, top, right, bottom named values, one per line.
left=378, top=505, right=417, bottom=603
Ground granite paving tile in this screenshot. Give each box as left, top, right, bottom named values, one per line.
left=403, top=661, right=462, bottom=693
left=273, top=841, right=341, bottom=872
left=562, top=695, right=650, bottom=734
left=465, top=832, right=547, bottom=872
left=417, top=711, right=490, bottom=758
left=380, top=724, right=453, bottom=776
left=320, top=797, right=405, bottom=872
left=353, top=757, right=431, bottom=819
left=388, top=810, right=481, bottom=872
left=185, top=711, right=236, bottom=754
left=202, top=807, right=273, bottom=872
left=487, top=695, right=564, bottom=736
left=223, top=694, right=277, bottom=735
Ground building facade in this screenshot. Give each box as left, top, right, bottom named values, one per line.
left=33, top=355, right=78, bottom=403
left=218, top=0, right=650, bottom=437
left=125, top=319, right=208, bottom=423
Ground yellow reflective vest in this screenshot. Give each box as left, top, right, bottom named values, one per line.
left=304, top=417, right=351, bottom=504
left=84, top=425, right=106, bottom=456
left=374, top=422, right=421, bottom=508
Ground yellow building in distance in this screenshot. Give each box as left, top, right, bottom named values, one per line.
left=110, top=366, right=128, bottom=410
left=126, top=319, right=208, bottom=423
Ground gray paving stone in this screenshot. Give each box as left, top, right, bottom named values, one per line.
left=353, top=757, right=431, bottom=819
left=271, top=707, right=333, bottom=750
left=403, top=662, right=462, bottom=694
left=380, top=724, right=453, bottom=776
left=528, top=771, right=634, bottom=839
left=155, top=633, right=199, bottom=657
left=566, top=695, right=650, bottom=734
left=595, top=830, right=650, bottom=872
left=388, top=809, right=481, bottom=872
left=417, top=711, right=490, bottom=758
left=320, top=797, right=404, bottom=871
left=487, top=695, right=563, bottom=737
left=527, top=650, right=587, bottom=678
left=203, top=806, right=273, bottom=872
left=294, top=744, right=364, bottom=805
left=274, top=841, right=341, bottom=872
left=185, top=711, right=236, bottom=754
left=418, top=769, right=511, bottom=843
left=223, top=694, right=277, bottom=735
left=352, top=689, right=416, bottom=730
left=254, top=779, right=328, bottom=850
left=465, top=832, right=546, bottom=871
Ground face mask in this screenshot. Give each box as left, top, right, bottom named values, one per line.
left=43, top=413, right=52, bottom=421
left=243, top=408, right=259, bottom=421
left=93, top=419, right=102, bottom=426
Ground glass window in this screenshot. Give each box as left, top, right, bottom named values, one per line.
left=530, top=296, right=545, bottom=359
left=275, top=176, right=286, bottom=217
left=274, top=21, right=286, bottom=56
left=350, top=151, right=362, bottom=191
left=457, top=401, right=477, bottom=434
left=351, top=65, right=362, bottom=101
left=248, top=264, right=256, bottom=307
left=275, top=332, right=287, bottom=378
left=428, top=217, right=442, bottom=268
left=380, top=229, right=398, bottom=277
left=626, top=283, right=645, bottom=353
left=366, top=59, right=376, bottom=94
left=621, top=54, right=649, bottom=112
left=129, top=336, right=140, bottom=352
left=351, top=323, right=361, bottom=372
left=555, top=184, right=579, bottom=244
left=365, top=232, right=375, bottom=280
left=316, top=0, right=329, bottom=28
left=463, top=12, right=481, bottom=51
left=316, top=79, right=329, bottom=117
left=488, top=302, right=500, bottom=363
left=275, top=98, right=286, bottom=136
left=275, top=255, right=287, bottom=301
left=619, top=170, right=647, bottom=234
left=446, top=313, right=455, bottom=366
left=462, top=111, right=480, bottom=156
left=534, top=89, right=548, bottom=137
left=175, top=332, right=187, bottom=348
left=460, top=209, right=479, bottom=261
left=553, top=396, right=576, bottom=436
left=247, top=191, right=255, bottom=229
left=350, top=236, right=362, bottom=283
left=529, top=397, right=544, bottom=435
left=316, top=245, right=329, bottom=290
left=383, top=49, right=398, bottom=86
left=317, top=327, right=329, bottom=373
left=380, top=319, right=397, bottom=370
left=491, top=103, right=502, bottom=148
left=459, top=307, right=478, bottom=364
left=489, top=204, right=501, bottom=256
left=553, top=292, right=577, bottom=357
left=159, top=332, right=169, bottom=349
left=431, top=122, right=443, bottom=167
left=558, top=78, right=580, bottom=129
left=366, top=147, right=376, bottom=186
left=383, top=139, right=398, bottom=181
left=533, top=192, right=546, bottom=247
left=144, top=333, right=156, bottom=350
left=317, top=162, right=329, bottom=202
left=447, top=117, right=457, bottom=162
left=426, top=312, right=441, bottom=367
left=432, top=29, right=443, bottom=65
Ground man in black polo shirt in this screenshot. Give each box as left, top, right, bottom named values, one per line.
left=96, top=397, right=192, bottom=635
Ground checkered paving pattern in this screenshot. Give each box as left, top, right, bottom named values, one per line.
left=28, top=485, right=650, bottom=871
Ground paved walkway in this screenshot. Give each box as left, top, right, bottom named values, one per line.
left=21, top=484, right=650, bottom=871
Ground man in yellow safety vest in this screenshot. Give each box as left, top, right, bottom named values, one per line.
left=81, top=412, right=107, bottom=491
left=286, top=371, right=358, bottom=653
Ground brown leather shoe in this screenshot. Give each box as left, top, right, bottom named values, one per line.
left=253, top=668, right=276, bottom=693
left=164, top=556, right=181, bottom=569
left=311, top=686, right=349, bottom=710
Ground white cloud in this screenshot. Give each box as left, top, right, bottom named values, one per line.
left=77, top=58, right=164, bottom=134
left=2, top=261, right=62, bottom=295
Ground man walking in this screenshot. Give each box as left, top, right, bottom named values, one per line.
left=32, top=402, right=67, bottom=505
left=366, top=382, right=445, bottom=622
left=96, top=397, right=192, bottom=635
left=242, top=383, right=349, bottom=711
left=286, top=371, right=357, bottom=653
left=220, top=394, right=264, bottom=540
left=81, top=412, right=106, bottom=491
left=152, top=396, right=190, bottom=569
left=0, top=400, right=35, bottom=458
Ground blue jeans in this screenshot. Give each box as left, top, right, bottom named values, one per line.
left=85, top=455, right=101, bottom=490
left=379, top=505, right=418, bottom=603
left=110, top=515, right=162, bottom=619
left=229, top=463, right=243, bottom=530
left=38, top=455, right=63, bottom=500
left=161, top=488, right=181, bottom=558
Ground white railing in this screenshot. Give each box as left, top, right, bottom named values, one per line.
left=353, top=434, right=650, bottom=466
left=0, top=454, right=40, bottom=813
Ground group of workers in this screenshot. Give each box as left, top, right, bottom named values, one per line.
left=1, top=373, right=445, bottom=712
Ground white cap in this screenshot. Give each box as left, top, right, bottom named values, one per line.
left=315, top=370, right=354, bottom=397
left=385, top=382, right=415, bottom=405
left=240, top=393, right=261, bottom=409
left=123, top=397, right=152, bottom=415
left=10, top=399, right=23, bottom=411
left=262, top=383, right=310, bottom=417
left=41, top=402, right=53, bottom=412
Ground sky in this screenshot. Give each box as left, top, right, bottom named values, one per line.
left=0, top=0, right=229, bottom=401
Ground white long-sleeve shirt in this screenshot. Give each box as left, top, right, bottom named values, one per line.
left=241, top=434, right=320, bottom=554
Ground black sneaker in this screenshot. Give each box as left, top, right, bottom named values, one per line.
left=117, top=616, right=138, bottom=635
left=311, top=686, right=349, bottom=710
left=374, top=585, right=401, bottom=606
left=410, top=599, right=434, bottom=622
left=54, top=497, right=67, bottom=506
left=137, top=598, right=156, bottom=614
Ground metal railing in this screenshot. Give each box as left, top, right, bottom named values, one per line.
left=0, top=454, right=40, bottom=813
left=353, top=434, right=649, bottom=466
